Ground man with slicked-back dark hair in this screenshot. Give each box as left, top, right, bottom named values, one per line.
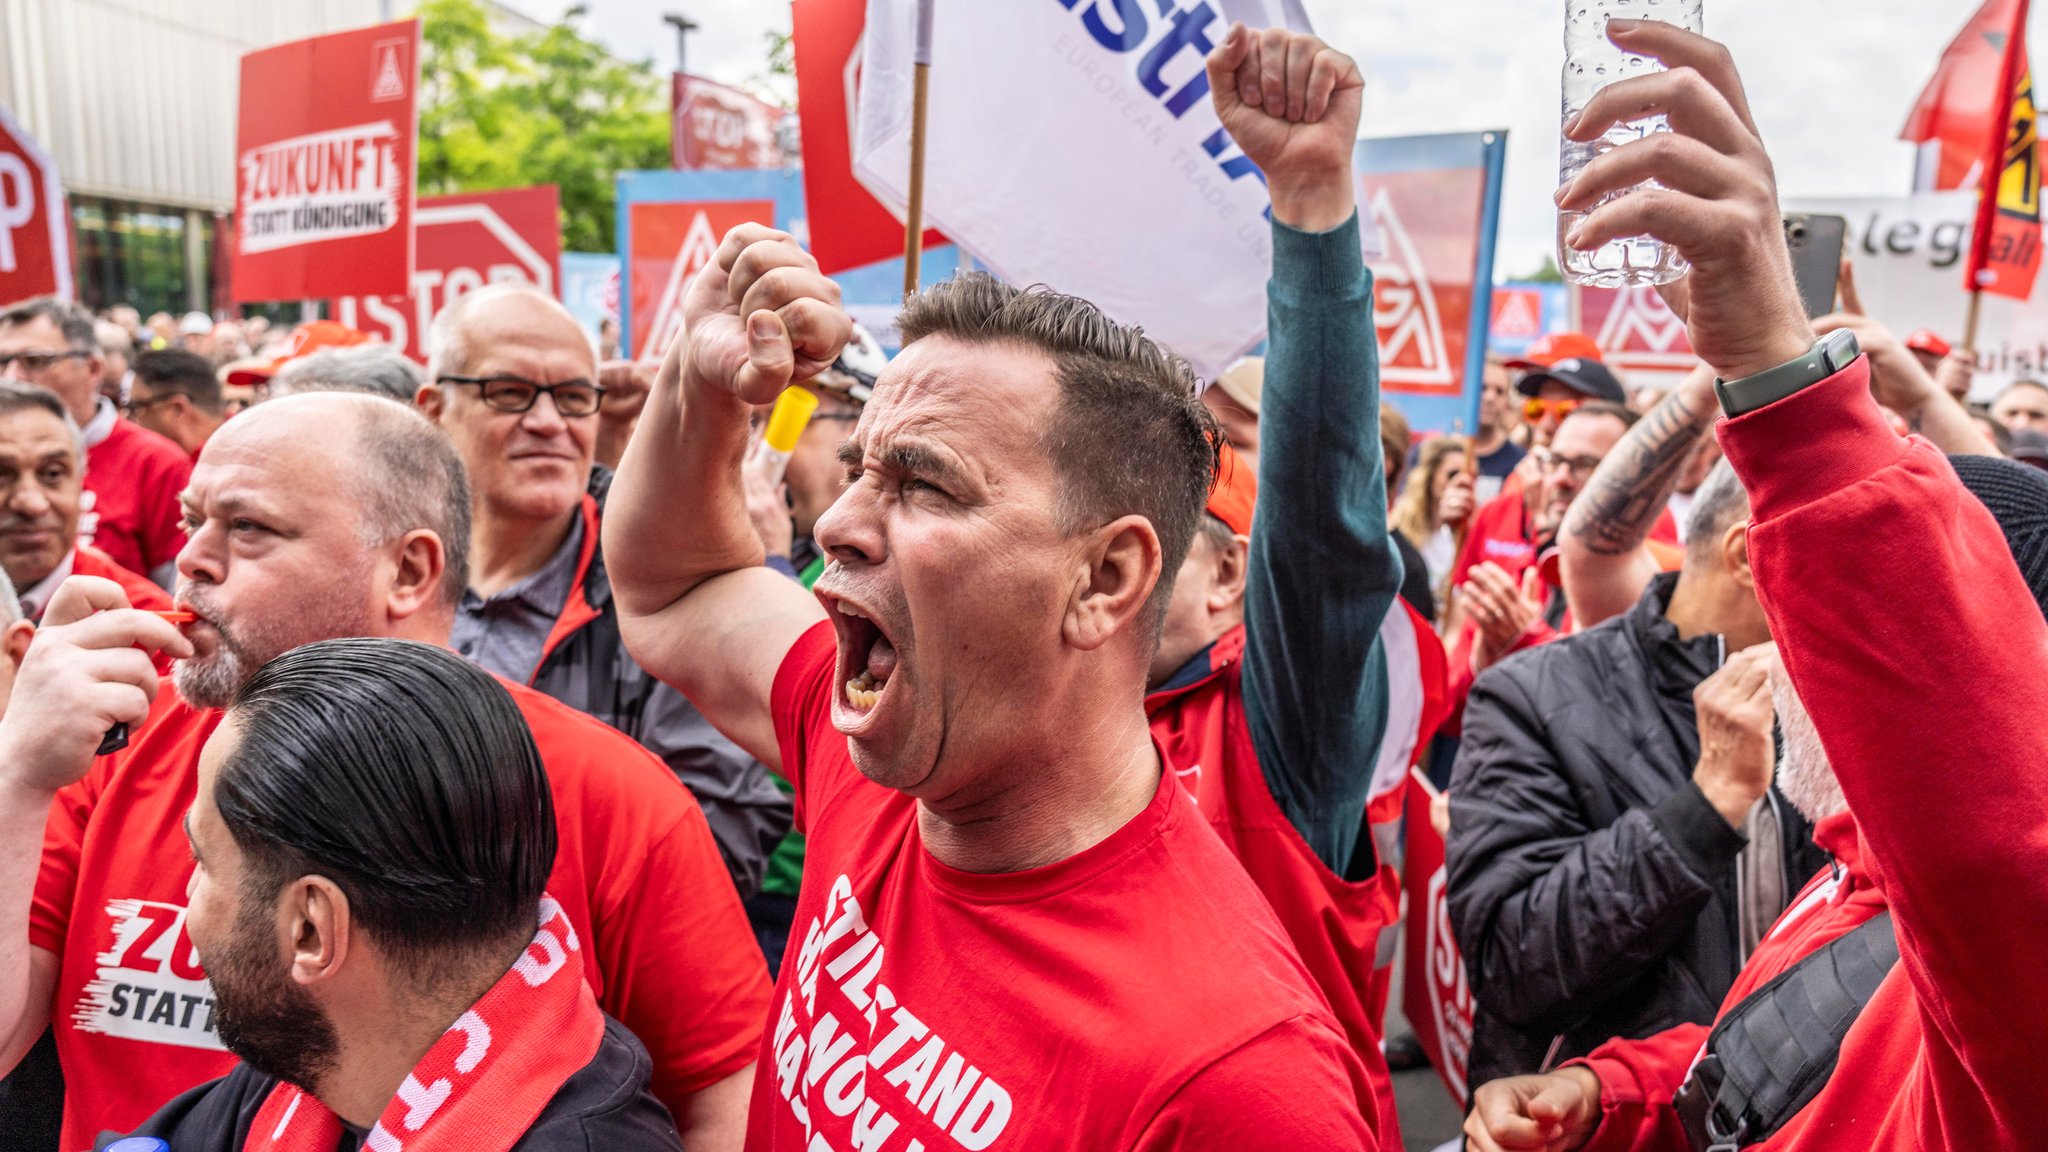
left=0, top=393, right=767, bottom=1152
left=107, top=636, right=683, bottom=1152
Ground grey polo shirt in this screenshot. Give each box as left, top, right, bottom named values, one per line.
left=451, top=515, right=583, bottom=683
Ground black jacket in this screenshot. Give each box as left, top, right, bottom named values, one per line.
left=1446, top=573, right=1827, bottom=1085
left=103, top=1018, right=682, bottom=1152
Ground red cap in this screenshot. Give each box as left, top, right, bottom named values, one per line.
left=1206, top=443, right=1256, bottom=537
left=1905, top=330, right=1952, bottom=359
left=1504, top=331, right=1604, bottom=372
left=225, top=321, right=372, bottom=386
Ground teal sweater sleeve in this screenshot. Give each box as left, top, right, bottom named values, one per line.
left=1239, top=212, right=1401, bottom=877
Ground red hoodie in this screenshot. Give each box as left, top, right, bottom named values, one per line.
left=1569, top=812, right=1881, bottom=1150
left=1622, top=357, right=2048, bottom=1150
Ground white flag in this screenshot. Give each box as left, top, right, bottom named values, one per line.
left=855, top=0, right=1318, bottom=380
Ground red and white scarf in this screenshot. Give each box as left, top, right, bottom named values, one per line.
left=245, top=895, right=604, bottom=1152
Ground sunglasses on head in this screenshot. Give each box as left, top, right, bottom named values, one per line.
left=1523, top=396, right=1582, bottom=422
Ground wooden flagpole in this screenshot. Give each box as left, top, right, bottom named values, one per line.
left=1962, top=287, right=1986, bottom=350
left=902, top=0, right=935, bottom=300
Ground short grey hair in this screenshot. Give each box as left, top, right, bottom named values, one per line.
left=1684, top=458, right=1751, bottom=567
left=0, top=297, right=96, bottom=351
left=95, top=320, right=134, bottom=359
left=0, top=566, right=20, bottom=626
left=0, top=380, right=87, bottom=458
left=269, top=345, right=425, bottom=403
left=343, top=396, right=473, bottom=608
left=426, top=283, right=588, bottom=380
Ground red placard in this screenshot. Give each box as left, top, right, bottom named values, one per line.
left=1577, top=284, right=1697, bottom=385
left=1491, top=287, right=1545, bottom=342
left=673, top=75, right=787, bottom=171
left=1360, top=168, right=1486, bottom=398
left=233, top=19, right=419, bottom=303
left=332, top=186, right=561, bottom=363
left=791, top=0, right=942, bottom=275
left=629, top=200, right=776, bottom=364
left=0, top=104, right=72, bottom=301
left=1402, top=771, right=1474, bottom=1108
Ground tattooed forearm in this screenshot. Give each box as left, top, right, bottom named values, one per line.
left=1566, top=384, right=1716, bottom=556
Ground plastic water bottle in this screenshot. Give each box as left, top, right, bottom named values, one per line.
left=1558, top=0, right=1704, bottom=287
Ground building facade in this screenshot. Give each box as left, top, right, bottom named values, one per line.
left=0, top=0, right=540, bottom=317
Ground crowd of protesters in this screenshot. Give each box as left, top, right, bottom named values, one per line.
left=0, top=19, right=2041, bottom=1152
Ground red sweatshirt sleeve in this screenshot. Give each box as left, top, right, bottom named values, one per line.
left=1571, top=1023, right=1706, bottom=1152
left=1716, top=357, right=2048, bottom=1134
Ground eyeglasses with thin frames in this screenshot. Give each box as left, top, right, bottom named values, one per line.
left=122, top=393, right=181, bottom=417
left=1532, top=448, right=1603, bottom=480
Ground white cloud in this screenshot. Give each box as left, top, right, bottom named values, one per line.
left=535, top=0, right=2022, bottom=278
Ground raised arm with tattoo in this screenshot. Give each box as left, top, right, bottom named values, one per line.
left=1558, top=362, right=1716, bottom=627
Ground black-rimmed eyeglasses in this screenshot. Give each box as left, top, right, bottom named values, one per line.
left=0, top=349, right=91, bottom=374
left=437, top=374, right=606, bottom=417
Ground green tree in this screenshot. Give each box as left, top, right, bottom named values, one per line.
left=1514, top=255, right=1565, bottom=285
left=416, top=0, right=670, bottom=253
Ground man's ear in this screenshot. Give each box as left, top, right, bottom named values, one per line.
left=1064, top=514, right=1163, bottom=652
left=1207, top=534, right=1251, bottom=614
left=384, top=529, right=449, bottom=622
left=1723, top=521, right=1754, bottom=590
left=415, top=383, right=445, bottom=422
left=2, top=620, right=33, bottom=670
left=286, top=876, right=351, bottom=988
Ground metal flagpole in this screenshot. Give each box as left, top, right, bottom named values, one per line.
left=902, top=0, right=935, bottom=300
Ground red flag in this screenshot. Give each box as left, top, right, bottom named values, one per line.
left=1965, top=0, right=2041, bottom=300
left=790, top=0, right=942, bottom=275
left=1903, top=0, right=2024, bottom=192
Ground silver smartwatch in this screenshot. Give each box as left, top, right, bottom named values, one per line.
left=1713, top=328, right=1861, bottom=418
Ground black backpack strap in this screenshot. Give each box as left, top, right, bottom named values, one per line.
left=1674, top=909, right=1899, bottom=1151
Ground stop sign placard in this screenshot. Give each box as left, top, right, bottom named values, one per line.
left=0, top=104, right=73, bottom=301
left=333, top=185, right=561, bottom=362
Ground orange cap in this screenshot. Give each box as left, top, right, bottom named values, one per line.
left=225, top=320, right=372, bottom=386
left=1206, top=443, right=1257, bottom=537
left=1504, top=331, right=1604, bottom=372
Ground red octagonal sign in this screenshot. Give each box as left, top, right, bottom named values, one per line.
left=0, top=104, right=72, bottom=302
left=334, top=185, right=561, bottom=362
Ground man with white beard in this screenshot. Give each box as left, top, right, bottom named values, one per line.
left=1464, top=450, right=2048, bottom=1152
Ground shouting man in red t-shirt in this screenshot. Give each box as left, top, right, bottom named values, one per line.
left=0, top=393, right=767, bottom=1152
left=605, top=25, right=1378, bottom=1152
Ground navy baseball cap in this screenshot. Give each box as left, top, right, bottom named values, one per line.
left=1515, top=356, right=1627, bottom=404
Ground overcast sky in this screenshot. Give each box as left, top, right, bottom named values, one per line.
left=512, top=0, right=2023, bottom=279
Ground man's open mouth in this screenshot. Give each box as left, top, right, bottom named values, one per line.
left=829, top=596, right=898, bottom=714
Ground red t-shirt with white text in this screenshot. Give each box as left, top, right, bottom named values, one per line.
left=33, top=676, right=768, bottom=1152
left=747, top=622, right=1376, bottom=1152
left=81, top=418, right=191, bottom=578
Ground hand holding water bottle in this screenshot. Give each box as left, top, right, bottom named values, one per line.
left=1556, top=21, right=1813, bottom=383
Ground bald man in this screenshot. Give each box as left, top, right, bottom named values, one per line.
left=416, top=284, right=790, bottom=897
left=0, top=393, right=768, bottom=1152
